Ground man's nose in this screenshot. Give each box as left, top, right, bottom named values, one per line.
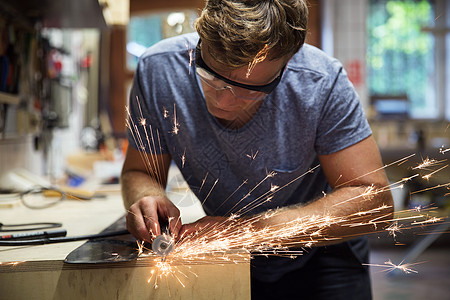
left=215, top=88, right=238, bottom=107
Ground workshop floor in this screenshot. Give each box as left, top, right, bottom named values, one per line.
left=370, top=246, right=450, bottom=300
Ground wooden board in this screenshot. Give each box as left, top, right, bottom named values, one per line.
left=0, top=187, right=249, bottom=299
left=0, top=254, right=250, bottom=300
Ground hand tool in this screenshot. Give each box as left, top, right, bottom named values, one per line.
left=152, top=222, right=174, bottom=258
left=0, top=229, right=67, bottom=240
left=0, top=229, right=129, bottom=246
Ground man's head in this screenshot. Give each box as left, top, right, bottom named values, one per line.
left=195, top=0, right=309, bottom=69
left=194, top=0, right=309, bottom=126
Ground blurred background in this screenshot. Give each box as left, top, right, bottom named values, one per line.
left=0, top=1, right=448, bottom=299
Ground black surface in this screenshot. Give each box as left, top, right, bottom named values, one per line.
left=64, top=215, right=140, bottom=264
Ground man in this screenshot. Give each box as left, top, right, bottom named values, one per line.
left=121, top=0, right=393, bottom=299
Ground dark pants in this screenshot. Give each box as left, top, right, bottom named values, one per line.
left=251, top=241, right=372, bottom=300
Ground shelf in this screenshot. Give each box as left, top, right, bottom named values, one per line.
left=0, top=92, right=20, bottom=105
left=0, top=0, right=129, bottom=29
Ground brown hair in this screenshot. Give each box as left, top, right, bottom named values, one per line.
left=195, top=0, right=309, bottom=68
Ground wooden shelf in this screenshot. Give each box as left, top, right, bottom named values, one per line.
left=0, top=92, right=20, bottom=105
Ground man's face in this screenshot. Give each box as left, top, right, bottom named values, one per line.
left=197, top=42, right=287, bottom=124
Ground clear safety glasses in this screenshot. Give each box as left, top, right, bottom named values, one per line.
left=195, top=43, right=285, bottom=101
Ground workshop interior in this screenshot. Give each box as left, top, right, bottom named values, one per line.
left=0, top=0, right=449, bottom=299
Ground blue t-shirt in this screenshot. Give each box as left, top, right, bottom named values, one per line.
left=127, top=33, right=372, bottom=282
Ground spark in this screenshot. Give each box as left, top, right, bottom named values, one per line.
left=266, top=169, right=277, bottom=178
left=186, top=42, right=194, bottom=74
left=386, top=221, right=403, bottom=240
left=137, top=240, right=146, bottom=256
left=361, top=184, right=377, bottom=200
left=126, top=97, right=166, bottom=184
left=336, top=154, right=416, bottom=188
left=422, top=165, right=448, bottom=181
left=180, top=148, right=186, bottom=168
left=412, top=157, right=447, bottom=171
left=171, top=104, right=180, bottom=135
left=246, top=44, right=270, bottom=78
left=270, top=184, right=279, bottom=192
left=412, top=216, right=442, bottom=225
left=246, top=149, right=259, bottom=161
left=364, top=259, right=421, bottom=274
left=163, top=107, right=169, bottom=119
left=201, top=178, right=219, bottom=205
left=334, top=174, right=343, bottom=186
left=198, top=172, right=209, bottom=193
left=410, top=182, right=450, bottom=195
left=439, top=145, right=450, bottom=154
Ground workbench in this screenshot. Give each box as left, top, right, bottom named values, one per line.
left=0, top=186, right=251, bottom=300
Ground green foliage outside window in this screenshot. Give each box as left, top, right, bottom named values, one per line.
left=367, top=0, right=435, bottom=118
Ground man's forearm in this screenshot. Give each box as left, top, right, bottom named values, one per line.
left=256, top=185, right=394, bottom=246
left=121, top=170, right=167, bottom=210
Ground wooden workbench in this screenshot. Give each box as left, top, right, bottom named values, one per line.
left=0, top=188, right=250, bottom=300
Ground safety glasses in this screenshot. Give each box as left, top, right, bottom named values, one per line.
left=195, top=42, right=285, bottom=101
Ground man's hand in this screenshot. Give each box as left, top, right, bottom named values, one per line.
left=126, top=195, right=182, bottom=242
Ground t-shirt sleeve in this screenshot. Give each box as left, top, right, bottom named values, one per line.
left=126, top=57, right=169, bottom=154
left=315, top=66, right=372, bottom=155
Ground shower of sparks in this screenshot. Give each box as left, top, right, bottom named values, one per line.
left=124, top=98, right=450, bottom=292
left=363, top=259, right=422, bottom=274
left=246, top=44, right=270, bottom=78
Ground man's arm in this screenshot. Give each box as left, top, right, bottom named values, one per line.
left=259, top=135, right=394, bottom=245
left=180, top=135, right=393, bottom=246
left=121, top=146, right=181, bottom=241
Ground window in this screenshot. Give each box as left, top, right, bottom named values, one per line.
left=367, top=0, right=437, bottom=119
left=126, top=11, right=198, bottom=70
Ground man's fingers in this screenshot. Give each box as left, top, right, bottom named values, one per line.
left=126, top=205, right=152, bottom=241
left=178, top=223, right=197, bottom=239
left=127, top=196, right=182, bottom=242
left=140, top=200, right=160, bottom=237
left=166, top=205, right=182, bottom=237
